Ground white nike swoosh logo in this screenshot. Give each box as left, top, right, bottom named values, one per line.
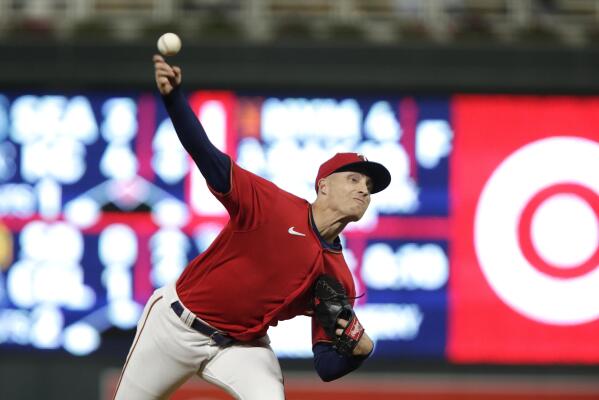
left=288, top=226, right=306, bottom=237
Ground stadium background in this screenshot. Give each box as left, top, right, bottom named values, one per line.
left=1, top=1, right=599, bottom=399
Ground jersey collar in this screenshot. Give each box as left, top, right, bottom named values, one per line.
left=309, top=206, right=342, bottom=252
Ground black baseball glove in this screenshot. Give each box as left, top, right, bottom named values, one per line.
left=312, top=274, right=364, bottom=356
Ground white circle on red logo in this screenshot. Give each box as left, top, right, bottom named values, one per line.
left=474, top=136, right=599, bottom=325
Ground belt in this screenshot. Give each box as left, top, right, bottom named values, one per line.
left=170, top=301, right=236, bottom=347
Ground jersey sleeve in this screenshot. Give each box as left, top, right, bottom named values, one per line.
left=162, top=86, right=231, bottom=194
left=209, top=161, right=280, bottom=231
left=312, top=342, right=370, bottom=382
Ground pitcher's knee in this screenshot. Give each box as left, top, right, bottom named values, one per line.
left=237, top=378, right=285, bottom=400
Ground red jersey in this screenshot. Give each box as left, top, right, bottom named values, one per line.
left=176, top=161, right=356, bottom=343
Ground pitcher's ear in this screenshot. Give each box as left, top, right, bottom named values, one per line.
left=317, top=178, right=327, bottom=195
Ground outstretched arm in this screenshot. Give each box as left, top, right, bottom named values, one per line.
left=153, top=54, right=231, bottom=194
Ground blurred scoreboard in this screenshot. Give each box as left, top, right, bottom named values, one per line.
left=0, top=90, right=598, bottom=364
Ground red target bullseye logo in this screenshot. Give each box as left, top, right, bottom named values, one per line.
left=518, top=183, right=599, bottom=279
left=474, top=136, right=599, bottom=325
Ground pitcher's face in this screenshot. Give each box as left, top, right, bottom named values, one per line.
left=324, top=171, right=372, bottom=221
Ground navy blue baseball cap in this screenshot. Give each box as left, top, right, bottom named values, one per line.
left=315, top=152, right=391, bottom=194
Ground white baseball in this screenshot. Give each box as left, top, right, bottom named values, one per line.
left=157, top=33, right=182, bottom=56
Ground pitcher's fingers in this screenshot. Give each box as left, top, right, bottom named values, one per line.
left=153, top=54, right=165, bottom=63
left=155, top=68, right=176, bottom=79
left=154, top=62, right=175, bottom=73
left=157, top=77, right=171, bottom=87
left=172, top=66, right=181, bottom=78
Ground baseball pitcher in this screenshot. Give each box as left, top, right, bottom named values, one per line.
left=112, top=55, right=392, bottom=400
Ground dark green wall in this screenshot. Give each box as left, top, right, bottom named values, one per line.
left=3, top=40, right=599, bottom=93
